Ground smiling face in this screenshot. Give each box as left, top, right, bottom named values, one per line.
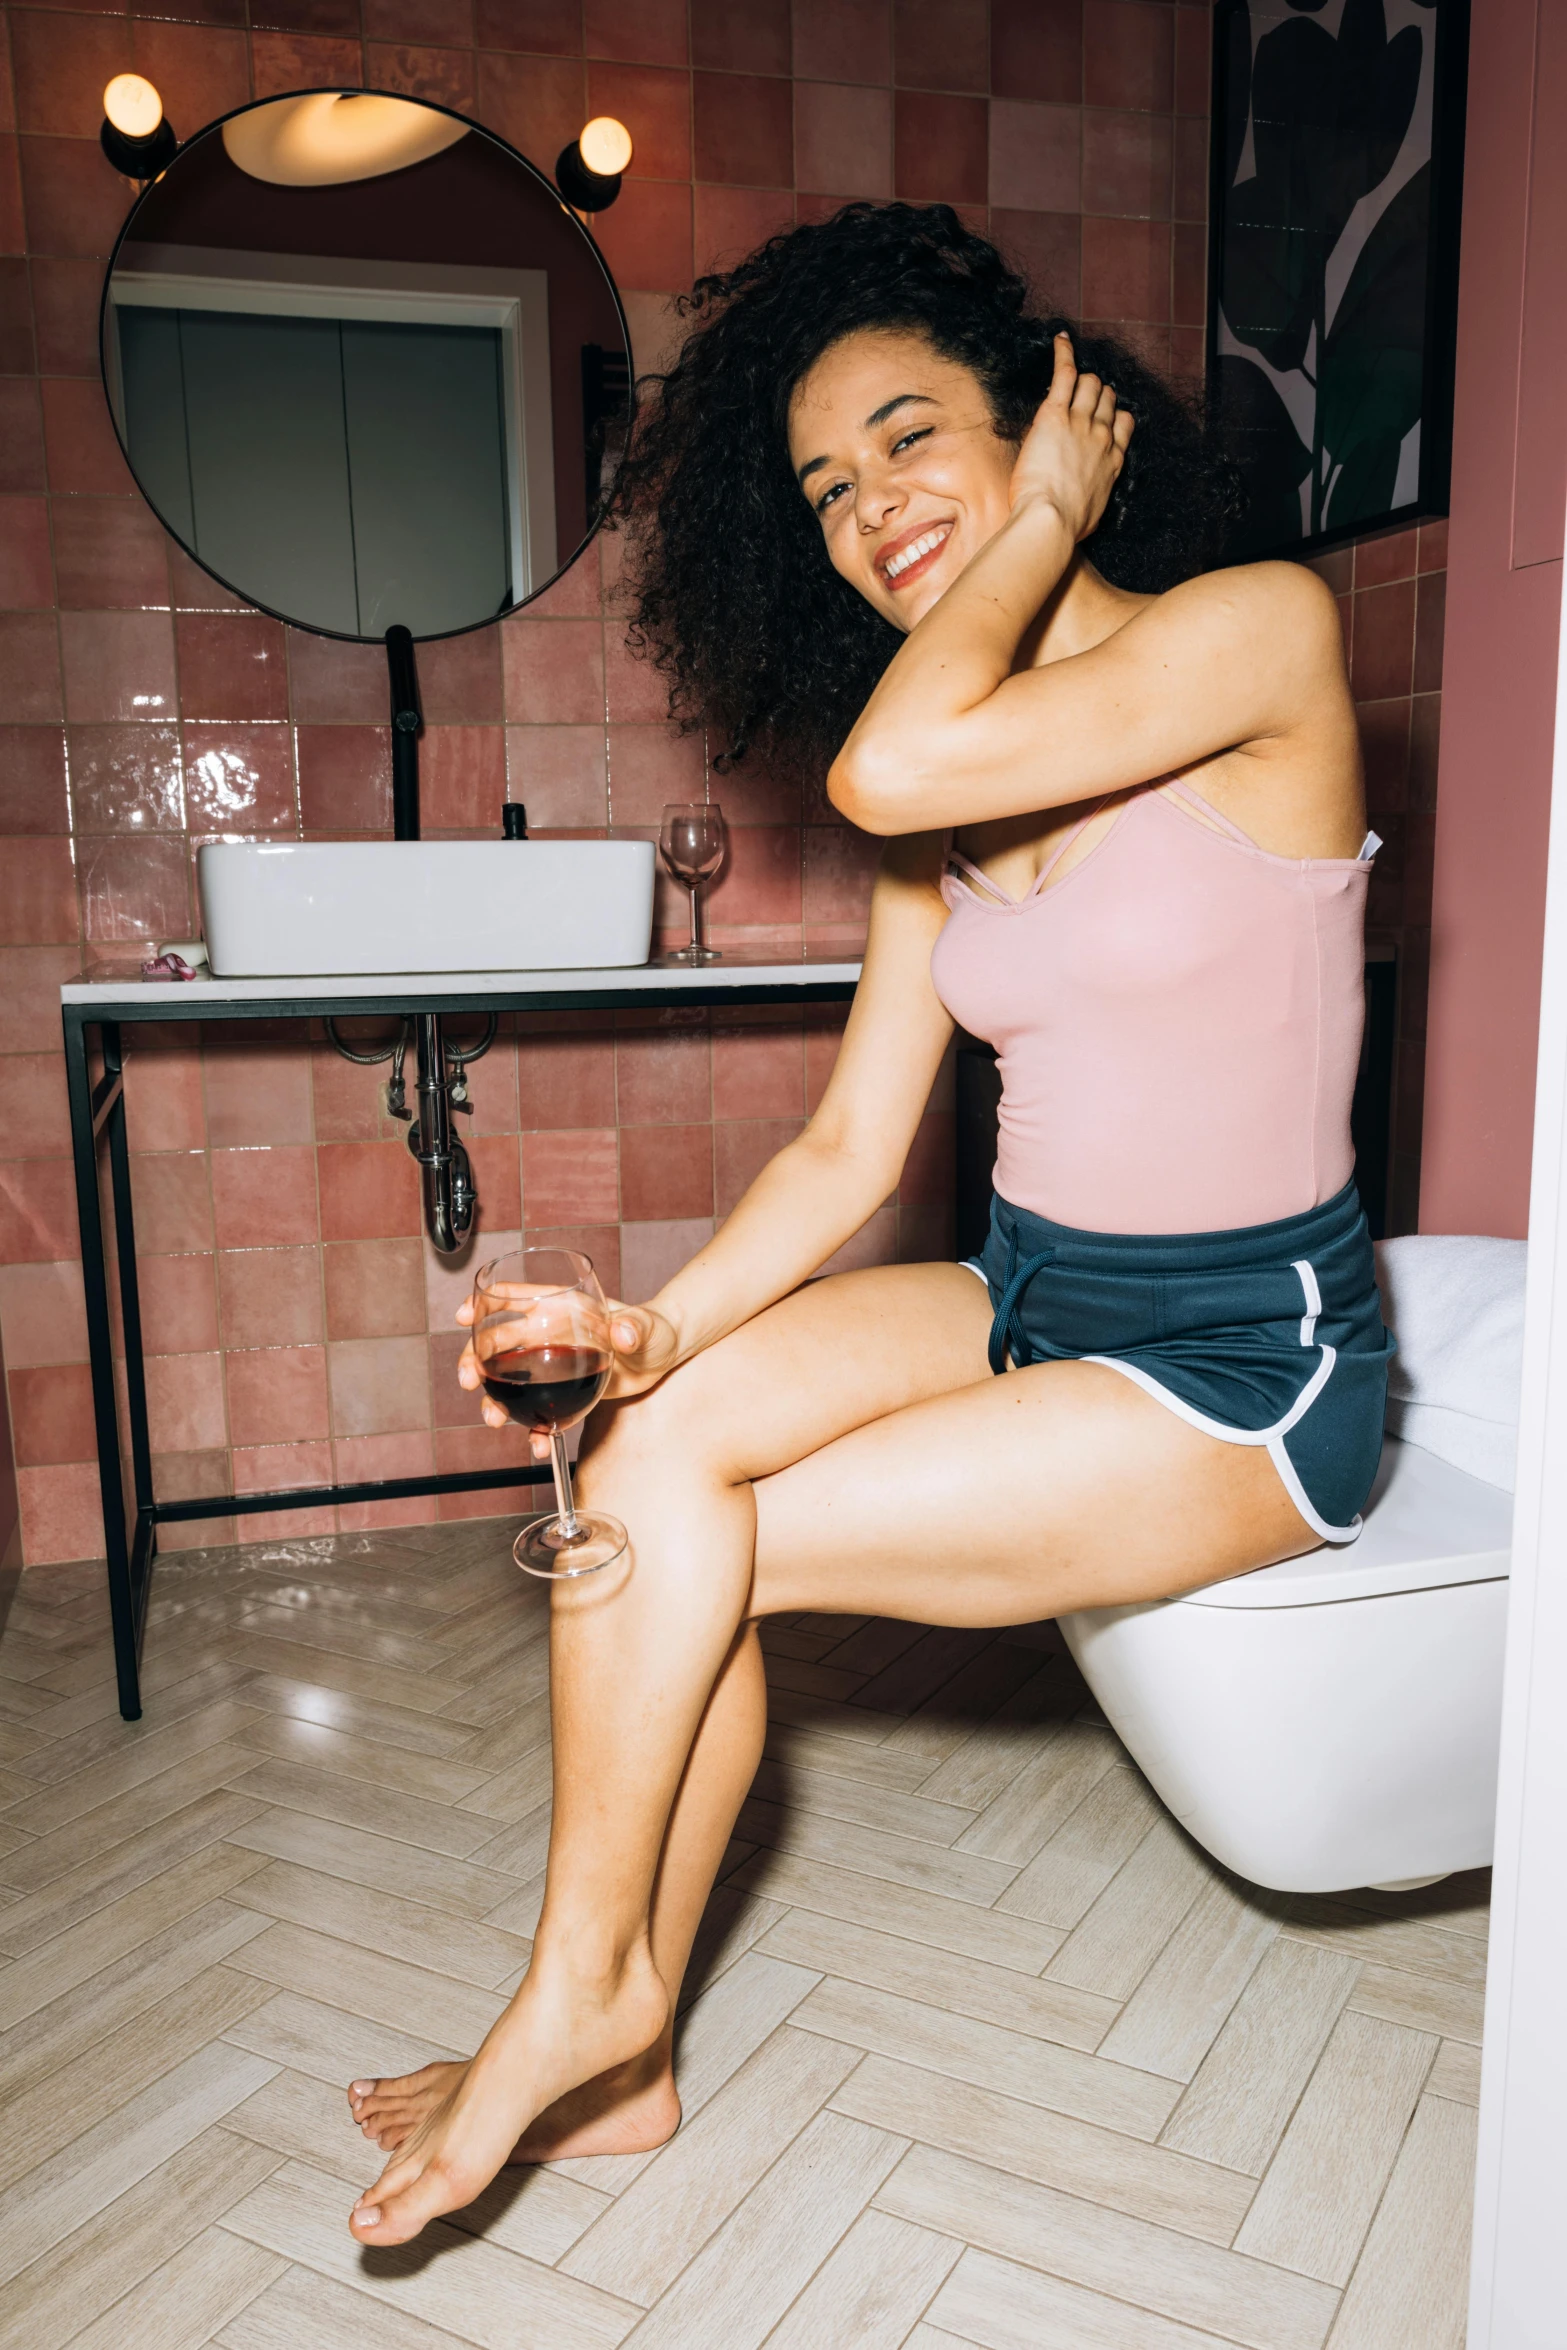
left=787, top=327, right=1018, bottom=630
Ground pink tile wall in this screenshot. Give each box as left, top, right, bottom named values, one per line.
left=0, top=0, right=1439, bottom=1566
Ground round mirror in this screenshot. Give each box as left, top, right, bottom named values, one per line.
left=100, top=90, right=632, bottom=642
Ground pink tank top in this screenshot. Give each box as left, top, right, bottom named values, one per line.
left=929, top=780, right=1371, bottom=1235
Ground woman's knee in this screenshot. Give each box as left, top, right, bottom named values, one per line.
left=577, top=1343, right=744, bottom=1490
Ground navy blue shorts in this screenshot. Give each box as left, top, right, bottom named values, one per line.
left=967, top=1180, right=1395, bottom=1541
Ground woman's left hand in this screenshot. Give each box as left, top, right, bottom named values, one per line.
left=1008, top=331, right=1135, bottom=539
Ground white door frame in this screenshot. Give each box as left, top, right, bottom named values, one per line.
left=1466, top=527, right=1567, bottom=2347
left=107, top=243, right=558, bottom=601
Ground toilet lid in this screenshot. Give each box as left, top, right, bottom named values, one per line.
left=1180, top=1436, right=1513, bottom=1608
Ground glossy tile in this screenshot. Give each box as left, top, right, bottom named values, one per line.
left=0, top=725, right=67, bottom=832
left=210, top=1146, right=320, bottom=1250
left=60, top=610, right=176, bottom=726
left=217, top=1248, right=324, bottom=1350
left=225, top=1346, right=331, bottom=1447
left=182, top=725, right=297, bottom=833
left=694, top=70, right=794, bottom=186
left=593, top=177, right=694, bottom=295
left=68, top=725, right=183, bottom=834
left=0, top=612, right=62, bottom=724
left=990, top=98, right=1081, bottom=212
left=51, top=498, right=168, bottom=611
left=993, top=0, right=1082, bottom=101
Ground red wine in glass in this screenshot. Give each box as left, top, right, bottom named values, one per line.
left=479, top=1343, right=611, bottom=1430
left=470, top=1246, right=629, bottom=1579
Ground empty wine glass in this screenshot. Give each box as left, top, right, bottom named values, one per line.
left=658, top=800, right=725, bottom=964
left=470, top=1247, right=627, bottom=1579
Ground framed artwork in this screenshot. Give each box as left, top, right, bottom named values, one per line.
left=1207, top=0, right=1470, bottom=562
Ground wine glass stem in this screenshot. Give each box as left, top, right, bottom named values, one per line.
left=550, top=1429, right=583, bottom=1540
left=688, top=882, right=703, bottom=956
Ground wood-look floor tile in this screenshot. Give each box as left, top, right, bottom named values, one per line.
left=926, top=2245, right=1242, bottom=2350
left=4, top=1662, right=250, bottom=1779
left=1161, top=1941, right=1361, bottom=2174
left=231, top=1711, right=493, bottom=1805
left=0, top=1746, right=262, bottom=1891
left=454, top=1739, right=554, bottom=1822
left=215, top=2258, right=481, bottom=2349
left=226, top=1919, right=506, bottom=2049
left=617, top=2112, right=906, bottom=2350
left=229, top=1860, right=531, bottom=1989
left=467, top=1798, right=554, bottom=1879
left=223, top=1987, right=455, bottom=2085
left=794, top=1978, right=1180, bottom=2140
left=235, top=1603, right=461, bottom=1679
left=442, top=2160, right=614, bottom=2268
left=2, top=1700, right=262, bottom=1833
left=1426, top=2037, right=1482, bottom=2105
left=0, top=2127, right=283, bottom=2350
left=850, top=1626, right=997, bottom=1717
left=225, top=1757, right=500, bottom=1859
left=235, top=1672, right=484, bottom=1758
left=454, top=1692, right=553, bottom=1779
left=832, top=2057, right=1256, bottom=2246
left=65, top=2224, right=284, bottom=2350
left=0, top=1895, right=268, bottom=2101
left=749, top=1755, right=978, bottom=1847
left=759, top=1909, right=1111, bottom=2050
left=0, top=1960, right=272, bottom=2194
left=0, top=1720, right=53, bottom=1768
left=737, top=1795, right=1018, bottom=1907
left=761, top=1652, right=869, bottom=1703
left=1323, top=1871, right=1490, bottom=1941
left=0, top=1762, right=43, bottom=1805
left=729, top=1849, right=1060, bottom=1975
left=813, top=1618, right=928, bottom=1678
left=1235, top=2010, right=1436, bottom=2285
left=1325, top=2095, right=1477, bottom=2349
left=221, top=2158, right=639, bottom=2350
left=483, top=1871, right=546, bottom=1940
left=0, top=2038, right=278, bottom=2287
left=0, top=1789, right=264, bottom=1955
left=1283, top=1900, right=1489, bottom=1986
left=1098, top=1876, right=1282, bottom=2081
left=760, top=1721, right=938, bottom=1794
left=993, top=1765, right=1163, bottom=1930
left=221, top=1636, right=467, bottom=1717
left=224, top=1804, right=520, bottom=1921
left=955, top=1722, right=1120, bottom=1866
left=224, top=2065, right=384, bottom=2187
left=1344, top=1961, right=1486, bottom=2044
left=563, top=2025, right=859, bottom=2302
left=906, top=1662, right=1071, bottom=1799
left=678, top=1883, right=789, bottom=2014
left=0, top=1840, right=266, bottom=2018
left=763, top=1689, right=907, bottom=1746
left=1045, top=1818, right=1217, bottom=2003
left=879, top=2147, right=1338, bottom=2350
left=763, top=2206, right=961, bottom=2347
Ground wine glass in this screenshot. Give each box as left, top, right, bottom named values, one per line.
left=658, top=801, right=726, bottom=964
left=470, top=1247, right=628, bottom=1579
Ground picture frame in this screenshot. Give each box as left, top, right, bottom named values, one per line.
left=1206, top=0, right=1471, bottom=563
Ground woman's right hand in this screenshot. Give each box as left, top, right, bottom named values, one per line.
left=455, top=1293, right=681, bottom=1437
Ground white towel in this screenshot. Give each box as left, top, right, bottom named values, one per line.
left=1373, top=1234, right=1527, bottom=1490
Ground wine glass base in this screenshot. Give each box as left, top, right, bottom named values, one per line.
left=514, top=1510, right=628, bottom=1580
left=656, top=945, right=723, bottom=964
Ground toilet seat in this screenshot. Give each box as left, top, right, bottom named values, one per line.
left=1178, top=1437, right=1513, bottom=1608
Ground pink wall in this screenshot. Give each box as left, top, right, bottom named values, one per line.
left=1421, top=0, right=1567, bottom=1237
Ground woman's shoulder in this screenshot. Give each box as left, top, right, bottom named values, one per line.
left=1155, top=557, right=1341, bottom=639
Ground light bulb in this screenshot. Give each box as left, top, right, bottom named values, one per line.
left=579, top=116, right=633, bottom=177
left=103, top=74, right=163, bottom=140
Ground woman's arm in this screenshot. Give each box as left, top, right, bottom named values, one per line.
left=460, top=832, right=956, bottom=1423
left=830, top=339, right=1345, bottom=836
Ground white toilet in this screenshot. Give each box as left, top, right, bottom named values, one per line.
left=1059, top=1435, right=1513, bottom=1894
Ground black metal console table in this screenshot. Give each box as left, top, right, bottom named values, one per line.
left=63, top=958, right=860, bottom=1719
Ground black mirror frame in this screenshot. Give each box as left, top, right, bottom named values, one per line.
left=97, top=86, right=636, bottom=646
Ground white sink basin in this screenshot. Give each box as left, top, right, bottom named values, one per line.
left=198, top=840, right=656, bottom=976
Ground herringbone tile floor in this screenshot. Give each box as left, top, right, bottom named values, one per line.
left=0, top=1521, right=1484, bottom=2349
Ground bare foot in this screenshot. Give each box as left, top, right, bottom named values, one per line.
left=348, top=1952, right=668, bottom=2245
left=348, top=2044, right=681, bottom=2161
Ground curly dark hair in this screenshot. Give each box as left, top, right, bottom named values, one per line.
left=610, top=202, right=1241, bottom=780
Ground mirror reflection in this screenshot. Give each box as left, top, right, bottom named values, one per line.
left=101, top=92, right=632, bottom=640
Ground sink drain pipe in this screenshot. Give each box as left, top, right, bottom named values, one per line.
left=325, top=1013, right=497, bottom=1253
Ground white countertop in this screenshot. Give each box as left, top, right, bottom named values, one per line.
left=62, top=956, right=863, bottom=1009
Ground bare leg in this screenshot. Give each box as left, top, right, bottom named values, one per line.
left=349, top=1263, right=1312, bottom=2243
left=351, top=1626, right=766, bottom=2159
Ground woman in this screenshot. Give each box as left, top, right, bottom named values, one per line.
left=346, top=203, right=1391, bottom=2243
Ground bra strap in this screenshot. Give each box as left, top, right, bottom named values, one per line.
left=1025, top=794, right=1117, bottom=897
left=1157, top=776, right=1256, bottom=846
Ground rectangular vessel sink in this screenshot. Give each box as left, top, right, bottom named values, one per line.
left=198, top=840, right=656, bottom=976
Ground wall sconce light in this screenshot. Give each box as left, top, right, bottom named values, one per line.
left=101, top=75, right=177, bottom=180
left=555, top=116, right=633, bottom=212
